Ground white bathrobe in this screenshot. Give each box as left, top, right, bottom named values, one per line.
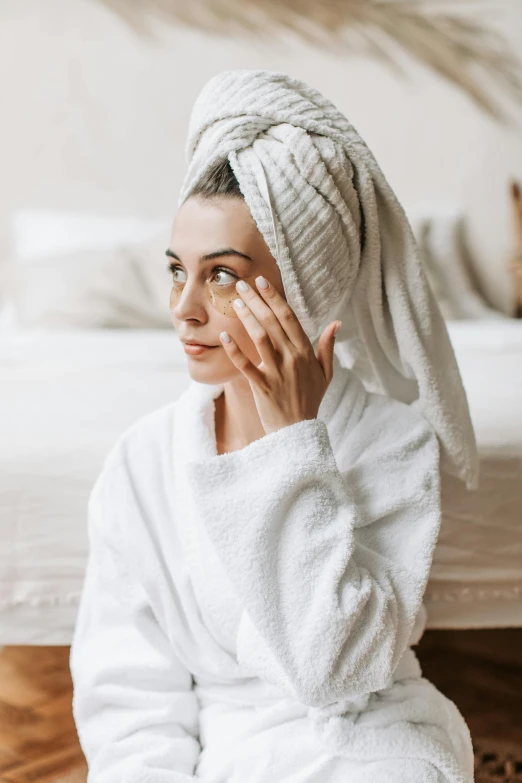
left=70, top=354, right=475, bottom=783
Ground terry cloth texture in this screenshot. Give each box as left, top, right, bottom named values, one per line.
left=69, top=367, right=475, bottom=782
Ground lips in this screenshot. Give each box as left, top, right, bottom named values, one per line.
left=183, top=342, right=218, bottom=355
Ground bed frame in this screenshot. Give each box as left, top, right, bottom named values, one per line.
left=508, top=179, right=522, bottom=318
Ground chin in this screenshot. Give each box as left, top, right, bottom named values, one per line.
left=186, top=354, right=238, bottom=385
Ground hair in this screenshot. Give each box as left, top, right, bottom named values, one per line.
left=184, top=157, right=243, bottom=201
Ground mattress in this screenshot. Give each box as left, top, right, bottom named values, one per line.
left=0, top=321, right=521, bottom=645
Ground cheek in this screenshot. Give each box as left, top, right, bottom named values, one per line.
left=206, top=276, right=260, bottom=317
left=226, top=319, right=254, bottom=348
left=170, top=279, right=260, bottom=317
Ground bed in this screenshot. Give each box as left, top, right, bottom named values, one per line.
left=424, top=319, right=522, bottom=628
left=0, top=318, right=521, bottom=645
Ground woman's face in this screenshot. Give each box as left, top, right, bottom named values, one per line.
left=168, top=195, right=285, bottom=385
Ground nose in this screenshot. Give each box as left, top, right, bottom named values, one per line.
left=170, top=280, right=209, bottom=321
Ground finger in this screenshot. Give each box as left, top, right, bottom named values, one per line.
left=250, top=275, right=311, bottom=352
left=316, top=321, right=340, bottom=384
left=231, top=293, right=279, bottom=368
left=234, top=279, right=289, bottom=353
left=219, top=330, right=265, bottom=385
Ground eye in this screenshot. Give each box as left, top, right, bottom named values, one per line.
left=212, top=267, right=238, bottom=286
left=166, top=263, right=238, bottom=286
left=166, top=263, right=186, bottom=284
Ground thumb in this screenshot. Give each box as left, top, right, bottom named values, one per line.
left=316, top=321, right=341, bottom=384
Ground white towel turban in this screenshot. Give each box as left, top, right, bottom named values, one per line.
left=178, top=69, right=479, bottom=491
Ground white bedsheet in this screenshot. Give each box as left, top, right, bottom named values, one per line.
left=0, top=322, right=521, bottom=645
left=0, top=330, right=191, bottom=644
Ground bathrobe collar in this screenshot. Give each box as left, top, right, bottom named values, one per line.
left=173, top=351, right=368, bottom=465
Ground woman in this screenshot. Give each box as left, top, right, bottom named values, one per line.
left=70, top=70, right=479, bottom=783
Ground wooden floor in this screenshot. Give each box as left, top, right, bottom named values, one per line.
left=0, top=646, right=86, bottom=783
left=0, top=629, right=521, bottom=782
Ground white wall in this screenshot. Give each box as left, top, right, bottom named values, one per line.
left=1, top=0, right=521, bottom=311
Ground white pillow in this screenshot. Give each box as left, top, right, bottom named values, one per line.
left=12, top=236, right=174, bottom=330
left=9, top=211, right=174, bottom=330
left=12, top=210, right=172, bottom=259
left=406, top=205, right=505, bottom=321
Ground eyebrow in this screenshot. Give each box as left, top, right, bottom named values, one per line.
left=165, top=248, right=253, bottom=263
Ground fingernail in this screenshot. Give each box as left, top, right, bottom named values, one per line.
left=233, top=298, right=246, bottom=309
left=256, top=276, right=269, bottom=289
left=220, top=331, right=231, bottom=343
left=333, top=321, right=342, bottom=336
left=236, top=280, right=249, bottom=292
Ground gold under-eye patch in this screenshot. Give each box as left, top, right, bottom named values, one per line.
left=169, top=274, right=262, bottom=318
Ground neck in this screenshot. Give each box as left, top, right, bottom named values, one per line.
left=214, top=375, right=266, bottom=454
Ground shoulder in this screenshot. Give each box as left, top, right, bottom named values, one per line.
left=89, top=399, right=179, bottom=517
left=86, top=399, right=187, bottom=590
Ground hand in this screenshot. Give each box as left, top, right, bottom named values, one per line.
left=219, top=275, right=341, bottom=436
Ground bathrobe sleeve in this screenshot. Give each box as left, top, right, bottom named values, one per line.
left=184, top=395, right=441, bottom=709
left=70, top=499, right=202, bottom=783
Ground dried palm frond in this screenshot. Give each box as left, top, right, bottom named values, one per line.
left=95, top=0, right=522, bottom=122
